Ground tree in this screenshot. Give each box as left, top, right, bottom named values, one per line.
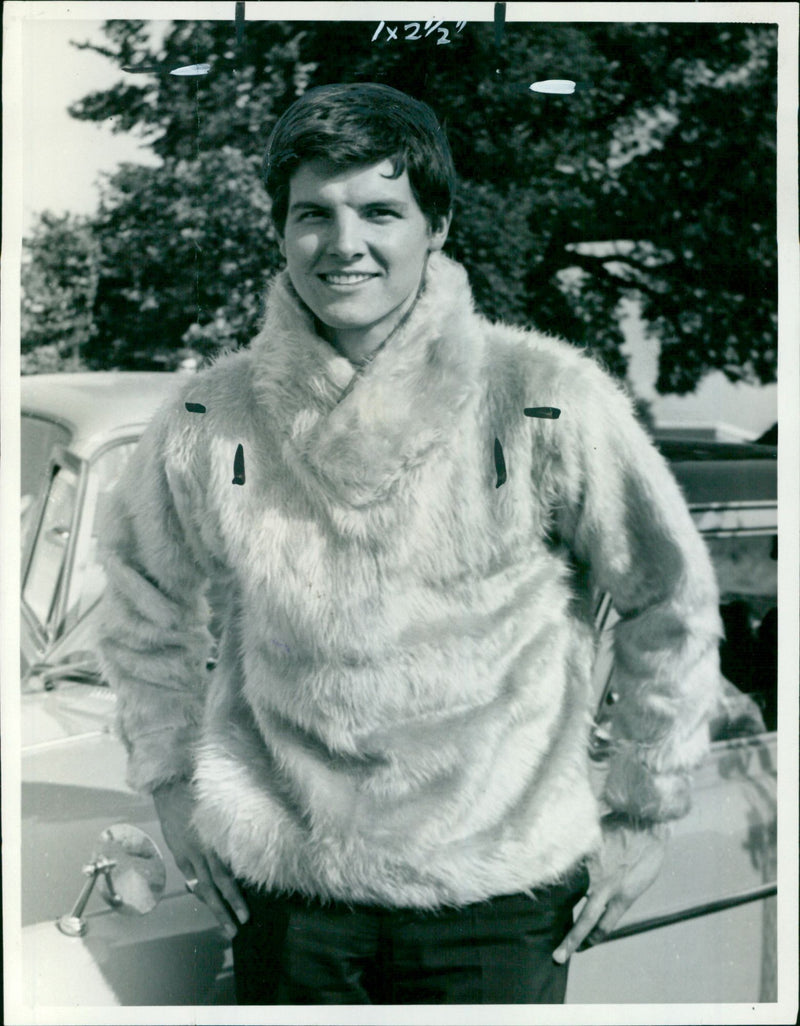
left=21, top=212, right=99, bottom=373
left=47, top=17, right=775, bottom=388
left=86, top=150, right=277, bottom=369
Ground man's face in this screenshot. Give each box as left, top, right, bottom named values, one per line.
left=280, top=158, right=450, bottom=362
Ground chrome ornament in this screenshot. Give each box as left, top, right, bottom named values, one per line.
left=56, top=824, right=166, bottom=937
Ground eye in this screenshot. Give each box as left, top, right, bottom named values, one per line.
left=365, top=207, right=401, bottom=221
left=295, top=208, right=328, bottom=222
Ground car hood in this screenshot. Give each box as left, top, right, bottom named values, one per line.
left=18, top=685, right=235, bottom=1006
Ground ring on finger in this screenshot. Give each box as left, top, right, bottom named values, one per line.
left=184, top=877, right=200, bottom=893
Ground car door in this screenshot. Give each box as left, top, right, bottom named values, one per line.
left=566, top=500, right=778, bottom=1003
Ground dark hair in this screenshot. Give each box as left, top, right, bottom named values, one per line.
left=263, top=83, right=456, bottom=233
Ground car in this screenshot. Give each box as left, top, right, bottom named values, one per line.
left=17, top=372, right=235, bottom=1008
left=11, top=372, right=779, bottom=1010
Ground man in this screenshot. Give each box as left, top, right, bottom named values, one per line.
left=99, top=82, right=722, bottom=1005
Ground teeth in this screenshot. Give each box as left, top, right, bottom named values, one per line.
left=322, top=273, right=373, bottom=285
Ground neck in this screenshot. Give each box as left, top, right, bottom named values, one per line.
left=322, top=269, right=428, bottom=368
left=324, top=328, right=387, bottom=368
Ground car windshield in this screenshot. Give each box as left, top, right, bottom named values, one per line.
left=64, top=441, right=139, bottom=630
left=21, top=414, right=71, bottom=553
left=22, top=465, right=79, bottom=629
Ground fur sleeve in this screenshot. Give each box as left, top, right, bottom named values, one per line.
left=552, top=355, right=723, bottom=822
left=98, top=399, right=213, bottom=793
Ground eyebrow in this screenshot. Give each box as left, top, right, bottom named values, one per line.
left=288, top=199, right=410, bottom=214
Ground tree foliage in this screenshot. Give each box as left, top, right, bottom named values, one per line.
left=21, top=212, right=99, bottom=373
left=24, top=17, right=777, bottom=390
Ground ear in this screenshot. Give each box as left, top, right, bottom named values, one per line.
left=427, top=212, right=452, bottom=253
left=277, top=234, right=286, bottom=258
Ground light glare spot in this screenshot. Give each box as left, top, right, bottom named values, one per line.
left=530, top=80, right=576, bottom=94
left=170, top=64, right=212, bottom=77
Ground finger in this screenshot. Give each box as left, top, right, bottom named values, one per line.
left=187, top=859, right=242, bottom=939
left=584, top=893, right=632, bottom=945
left=173, top=855, right=199, bottom=884
left=553, top=889, right=609, bottom=964
left=207, top=852, right=250, bottom=925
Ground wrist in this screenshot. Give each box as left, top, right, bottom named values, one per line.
left=152, top=775, right=191, bottom=791
left=602, top=810, right=671, bottom=838
left=151, top=776, right=194, bottom=803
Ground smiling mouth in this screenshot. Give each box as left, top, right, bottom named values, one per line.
left=318, top=272, right=377, bottom=286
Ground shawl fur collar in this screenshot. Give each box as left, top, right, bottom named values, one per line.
left=250, top=253, right=485, bottom=508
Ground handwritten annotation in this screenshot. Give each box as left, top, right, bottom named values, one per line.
left=372, top=20, right=467, bottom=45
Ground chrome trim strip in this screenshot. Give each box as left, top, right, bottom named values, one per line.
left=22, top=730, right=109, bottom=754
left=689, top=500, right=776, bottom=512
left=595, top=883, right=777, bottom=945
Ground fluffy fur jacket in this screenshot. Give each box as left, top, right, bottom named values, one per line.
left=99, top=252, right=722, bottom=909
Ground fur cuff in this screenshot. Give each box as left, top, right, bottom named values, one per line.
left=603, top=749, right=693, bottom=822
left=123, top=725, right=199, bottom=794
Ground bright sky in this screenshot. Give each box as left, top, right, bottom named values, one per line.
left=21, top=19, right=162, bottom=228
left=620, top=303, right=778, bottom=440
left=13, top=7, right=781, bottom=438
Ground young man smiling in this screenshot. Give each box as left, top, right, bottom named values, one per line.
left=280, top=159, right=450, bottom=366
left=99, top=83, right=723, bottom=1005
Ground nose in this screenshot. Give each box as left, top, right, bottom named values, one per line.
left=326, top=210, right=365, bottom=260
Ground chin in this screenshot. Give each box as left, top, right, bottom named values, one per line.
left=319, top=308, right=381, bottom=332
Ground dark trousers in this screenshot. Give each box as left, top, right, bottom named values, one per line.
left=233, top=866, right=589, bottom=1005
